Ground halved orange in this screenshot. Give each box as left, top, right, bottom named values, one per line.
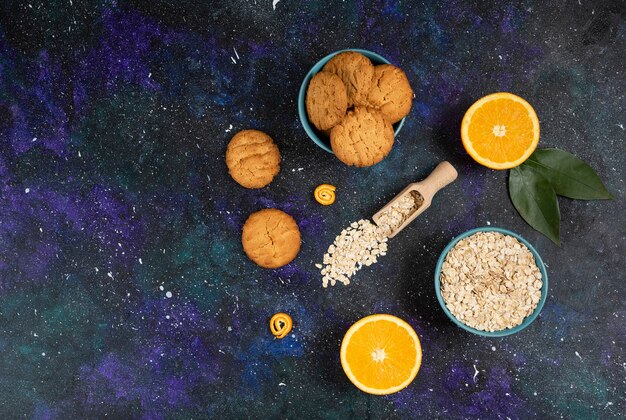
left=461, top=92, right=540, bottom=170
left=340, top=314, right=422, bottom=395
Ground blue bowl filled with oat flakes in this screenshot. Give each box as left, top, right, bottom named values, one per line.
left=434, top=227, right=548, bottom=337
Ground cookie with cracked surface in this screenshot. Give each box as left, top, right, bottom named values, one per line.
left=367, top=64, right=413, bottom=124
left=330, top=107, right=394, bottom=167
left=242, top=208, right=301, bottom=269
left=226, top=130, right=281, bottom=189
left=322, top=51, right=374, bottom=107
left=306, top=71, right=348, bottom=131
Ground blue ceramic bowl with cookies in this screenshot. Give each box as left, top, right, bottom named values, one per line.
left=434, top=227, right=548, bottom=337
left=298, top=49, right=407, bottom=154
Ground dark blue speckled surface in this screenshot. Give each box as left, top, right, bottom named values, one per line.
left=0, top=1, right=624, bottom=418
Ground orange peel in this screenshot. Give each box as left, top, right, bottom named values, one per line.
left=269, top=313, right=293, bottom=339
left=314, top=184, right=336, bottom=205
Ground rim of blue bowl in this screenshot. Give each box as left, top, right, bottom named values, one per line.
left=434, top=227, right=548, bottom=337
left=298, top=49, right=407, bottom=154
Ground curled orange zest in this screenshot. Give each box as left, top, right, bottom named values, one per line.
left=314, top=184, right=336, bottom=205
left=270, top=313, right=293, bottom=339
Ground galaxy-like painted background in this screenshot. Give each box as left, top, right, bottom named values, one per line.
left=0, top=0, right=624, bottom=418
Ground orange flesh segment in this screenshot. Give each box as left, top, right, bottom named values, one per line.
left=468, top=99, right=534, bottom=163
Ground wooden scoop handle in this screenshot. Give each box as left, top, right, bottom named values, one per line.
left=417, top=161, right=458, bottom=200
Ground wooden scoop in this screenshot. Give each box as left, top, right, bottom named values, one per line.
left=372, top=161, right=458, bottom=238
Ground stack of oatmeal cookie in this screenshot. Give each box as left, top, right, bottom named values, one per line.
left=305, top=51, right=413, bottom=167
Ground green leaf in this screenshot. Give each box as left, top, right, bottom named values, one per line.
left=509, top=166, right=561, bottom=245
left=524, top=148, right=613, bottom=200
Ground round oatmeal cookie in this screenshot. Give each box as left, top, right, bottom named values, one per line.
left=330, top=107, right=394, bottom=167
left=306, top=71, right=348, bottom=131
left=225, top=130, right=281, bottom=189
left=241, top=208, right=301, bottom=269
left=322, top=51, right=374, bottom=107
left=366, top=64, right=413, bottom=124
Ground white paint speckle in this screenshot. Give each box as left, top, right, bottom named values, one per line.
left=159, top=285, right=164, bottom=291
left=575, top=351, right=582, bottom=360
left=165, top=291, right=172, bottom=298
left=107, top=272, right=114, bottom=279
left=138, top=258, right=143, bottom=265
left=491, top=346, right=496, bottom=351
left=278, top=382, right=286, bottom=386
left=25, top=188, right=30, bottom=193
left=41, top=352, right=45, bottom=356
left=272, top=0, right=280, bottom=10
left=486, top=221, right=491, bottom=225
left=166, top=315, right=170, bottom=319
left=473, top=364, right=479, bottom=382
left=225, top=124, right=233, bottom=133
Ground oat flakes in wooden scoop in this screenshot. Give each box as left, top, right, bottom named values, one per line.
left=372, top=161, right=458, bottom=238
left=318, top=161, right=457, bottom=288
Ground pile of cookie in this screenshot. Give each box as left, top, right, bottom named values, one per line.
left=305, top=51, right=414, bottom=167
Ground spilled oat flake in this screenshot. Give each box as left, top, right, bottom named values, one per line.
left=317, top=191, right=423, bottom=287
